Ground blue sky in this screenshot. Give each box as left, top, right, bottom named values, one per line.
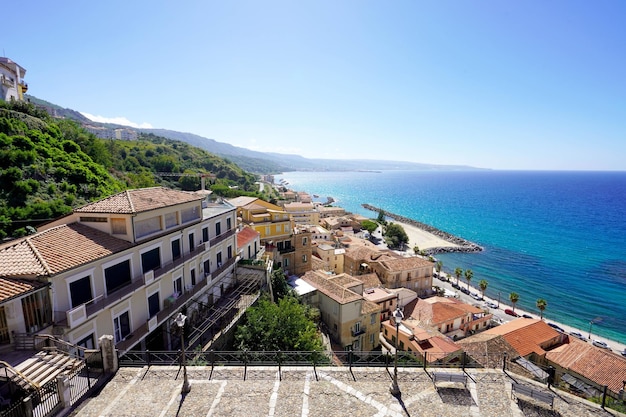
left=4, top=1, right=625, bottom=170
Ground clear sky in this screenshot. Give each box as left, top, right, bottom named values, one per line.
left=4, top=1, right=625, bottom=170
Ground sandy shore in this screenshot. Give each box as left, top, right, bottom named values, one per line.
left=391, top=219, right=460, bottom=251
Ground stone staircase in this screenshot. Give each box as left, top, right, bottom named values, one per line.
left=1, top=348, right=83, bottom=392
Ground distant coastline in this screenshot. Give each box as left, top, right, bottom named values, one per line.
left=361, top=204, right=483, bottom=255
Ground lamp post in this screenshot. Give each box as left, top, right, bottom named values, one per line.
left=389, top=304, right=404, bottom=395
left=588, top=317, right=601, bottom=340
left=174, top=312, right=191, bottom=394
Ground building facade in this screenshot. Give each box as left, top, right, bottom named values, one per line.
left=0, top=187, right=238, bottom=354
left=0, top=57, right=27, bottom=102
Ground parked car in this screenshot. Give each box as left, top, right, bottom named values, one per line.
left=470, top=292, right=482, bottom=300
left=460, top=287, right=470, bottom=295
left=547, top=323, right=565, bottom=333
left=504, top=309, right=519, bottom=317
left=568, top=331, right=587, bottom=341
left=592, top=339, right=611, bottom=350
left=485, top=301, right=498, bottom=309
left=522, top=314, right=533, bottom=319
left=621, top=349, right=626, bottom=357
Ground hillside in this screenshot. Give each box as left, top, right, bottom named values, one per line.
left=0, top=101, right=259, bottom=239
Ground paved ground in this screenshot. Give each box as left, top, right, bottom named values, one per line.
left=68, top=366, right=621, bottom=417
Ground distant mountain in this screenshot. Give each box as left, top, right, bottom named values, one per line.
left=27, top=95, right=485, bottom=174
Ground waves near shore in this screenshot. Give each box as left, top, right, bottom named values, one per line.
left=362, top=203, right=483, bottom=255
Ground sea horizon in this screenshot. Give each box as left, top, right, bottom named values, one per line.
left=277, top=169, right=626, bottom=345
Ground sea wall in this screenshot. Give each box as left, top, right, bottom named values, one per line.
left=361, top=204, right=483, bottom=255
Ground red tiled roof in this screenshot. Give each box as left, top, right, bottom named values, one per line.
left=546, top=339, right=626, bottom=394
left=237, top=227, right=259, bottom=247
left=376, top=256, right=433, bottom=271
left=301, top=271, right=362, bottom=304
left=484, top=319, right=561, bottom=357
left=75, top=187, right=202, bottom=214
left=0, top=277, right=48, bottom=303
left=0, top=223, right=133, bottom=277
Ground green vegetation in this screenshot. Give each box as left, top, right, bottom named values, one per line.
left=361, top=219, right=378, bottom=234
left=454, top=267, right=463, bottom=287
left=270, top=268, right=292, bottom=302
left=464, top=269, right=473, bottom=292
left=383, top=222, right=409, bottom=249
left=536, top=298, right=547, bottom=319
left=234, top=295, right=323, bottom=351
left=509, top=292, right=520, bottom=312
left=0, top=101, right=259, bottom=239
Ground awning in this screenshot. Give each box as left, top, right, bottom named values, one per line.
left=515, top=357, right=549, bottom=381
left=561, top=373, right=600, bottom=397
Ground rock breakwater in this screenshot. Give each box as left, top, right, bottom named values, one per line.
left=362, top=204, right=483, bottom=255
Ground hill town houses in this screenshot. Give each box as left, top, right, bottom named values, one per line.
left=1, top=185, right=626, bottom=401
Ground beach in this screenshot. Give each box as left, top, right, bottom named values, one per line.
left=393, top=219, right=460, bottom=251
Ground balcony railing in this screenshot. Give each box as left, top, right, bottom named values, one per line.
left=209, top=256, right=236, bottom=280
left=209, top=229, right=235, bottom=247
left=351, top=326, right=366, bottom=337
left=56, top=244, right=207, bottom=329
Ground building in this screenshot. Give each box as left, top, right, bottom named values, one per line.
left=300, top=270, right=381, bottom=351
left=0, top=187, right=238, bottom=354
left=362, top=287, right=397, bottom=323
left=313, top=243, right=345, bottom=274
left=0, top=57, right=27, bottom=102
left=283, top=202, right=319, bottom=225
left=229, top=197, right=312, bottom=275
left=370, top=256, right=434, bottom=295
left=405, top=296, right=492, bottom=340
left=317, top=206, right=346, bottom=218
left=236, top=226, right=262, bottom=261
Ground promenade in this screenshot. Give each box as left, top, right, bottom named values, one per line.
left=69, top=366, right=618, bottom=417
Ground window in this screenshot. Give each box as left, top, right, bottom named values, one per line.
left=216, top=252, right=222, bottom=267
left=171, top=239, right=181, bottom=260
left=69, top=276, right=92, bottom=307
left=354, top=322, right=361, bottom=333
left=164, top=212, right=178, bottom=229
left=174, top=277, right=183, bottom=295
left=76, top=333, right=95, bottom=350
left=399, top=341, right=405, bottom=350
left=113, top=311, right=131, bottom=343
left=353, top=339, right=360, bottom=350
left=22, top=288, right=52, bottom=333
left=190, top=268, right=196, bottom=286
left=148, top=293, right=160, bottom=318
left=227, top=245, right=233, bottom=259
left=247, top=246, right=251, bottom=258
left=141, top=247, right=161, bottom=273
left=181, top=206, right=200, bottom=223
left=0, top=307, right=9, bottom=344
left=188, top=233, right=195, bottom=252
left=202, top=227, right=209, bottom=242
left=407, top=272, right=411, bottom=281
left=215, top=222, right=221, bottom=236
left=226, top=217, right=232, bottom=231
left=302, top=237, right=308, bottom=246
left=370, top=313, right=376, bottom=325
left=104, top=260, right=132, bottom=295
left=284, top=258, right=289, bottom=267
left=203, top=259, right=210, bottom=276
left=370, top=333, right=375, bottom=346
left=111, top=218, right=127, bottom=234
left=302, top=254, right=307, bottom=263
left=265, top=226, right=270, bottom=236
left=136, top=216, right=161, bottom=238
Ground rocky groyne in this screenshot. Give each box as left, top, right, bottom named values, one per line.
left=362, top=204, right=483, bottom=255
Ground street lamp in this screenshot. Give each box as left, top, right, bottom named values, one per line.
left=174, top=312, right=191, bottom=394
left=389, top=304, right=404, bottom=395
left=588, top=317, right=601, bottom=340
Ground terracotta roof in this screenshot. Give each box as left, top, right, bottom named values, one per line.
left=237, top=227, right=259, bottom=247
left=311, top=257, right=327, bottom=271
left=359, top=273, right=382, bottom=289
left=361, top=300, right=381, bottom=315
left=301, top=271, right=362, bottom=304
left=0, top=223, right=133, bottom=277
left=327, top=274, right=363, bottom=292
left=484, top=319, right=561, bottom=357
left=0, top=277, right=48, bottom=303
left=376, top=256, right=433, bottom=272
left=459, top=333, right=531, bottom=373
left=228, top=196, right=259, bottom=208
left=408, top=297, right=482, bottom=326
left=546, top=339, right=626, bottom=394
left=75, top=187, right=203, bottom=214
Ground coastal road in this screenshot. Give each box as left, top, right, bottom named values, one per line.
left=433, top=271, right=626, bottom=356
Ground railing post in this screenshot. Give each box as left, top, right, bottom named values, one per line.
left=178, top=349, right=183, bottom=368
left=243, top=349, right=248, bottom=381
left=423, top=352, right=427, bottom=370
left=462, top=352, right=466, bottom=371
left=210, top=349, right=215, bottom=369
left=601, top=385, right=608, bottom=409
left=277, top=350, right=282, bottom=380
left=348, top=348, right=353, bottom=371
left=145, top=349, right=151, bottom=367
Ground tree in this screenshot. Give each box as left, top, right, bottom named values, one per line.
left=454, top=267, right=463, bottom=287
left=509, top=292, right=520, bottom=312
left=435, top=261, right=443, bottom=278
left=479, top=279, right=488, bottom=299
left=536, top=298, right=547, bottom=319
left=464, top=269, right=473, bottom=292
left=377, top=209, right=386, bottom=224
left=383, top=223, right=409, bottom=249
left=271, top=268, right=292, bottom=302
left=234, top=295, right=323, bottom=351
left=361, top=219, right=378, bottom=234
left=413, top=245, right=420, bottom=255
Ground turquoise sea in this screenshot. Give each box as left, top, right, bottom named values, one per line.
left=277, top=170, right=626, bottom=345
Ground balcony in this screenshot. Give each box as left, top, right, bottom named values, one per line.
left=209, top=229, right=235, bottom=247
left=19, top=81, right=27, bottom=92
left=351, top=325, right=366, bottom=337
left=210, top=256, right=236, bottom=280
left=55, top=244, right=207, bottom=330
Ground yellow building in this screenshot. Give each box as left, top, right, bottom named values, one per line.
left=0, top=57, right=27, bottom=101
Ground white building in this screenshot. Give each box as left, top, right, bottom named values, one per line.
left=0, top=57, right=27, bottom=102
left=0, top=187, right=238, bottom=354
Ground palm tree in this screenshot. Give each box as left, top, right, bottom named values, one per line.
left=536, top=298, right=547, bottom=319
left=479, top=279, right=488, bottom=300
left=435, top=261, right=443, bottom=279
left=464, top=269, right=473, bottom=292
left=454, top=267, right=462, bottom=287
left=509, top=292, right=520, bottom=312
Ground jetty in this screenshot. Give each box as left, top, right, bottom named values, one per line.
left=362, top=203, right=483, bottom=255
